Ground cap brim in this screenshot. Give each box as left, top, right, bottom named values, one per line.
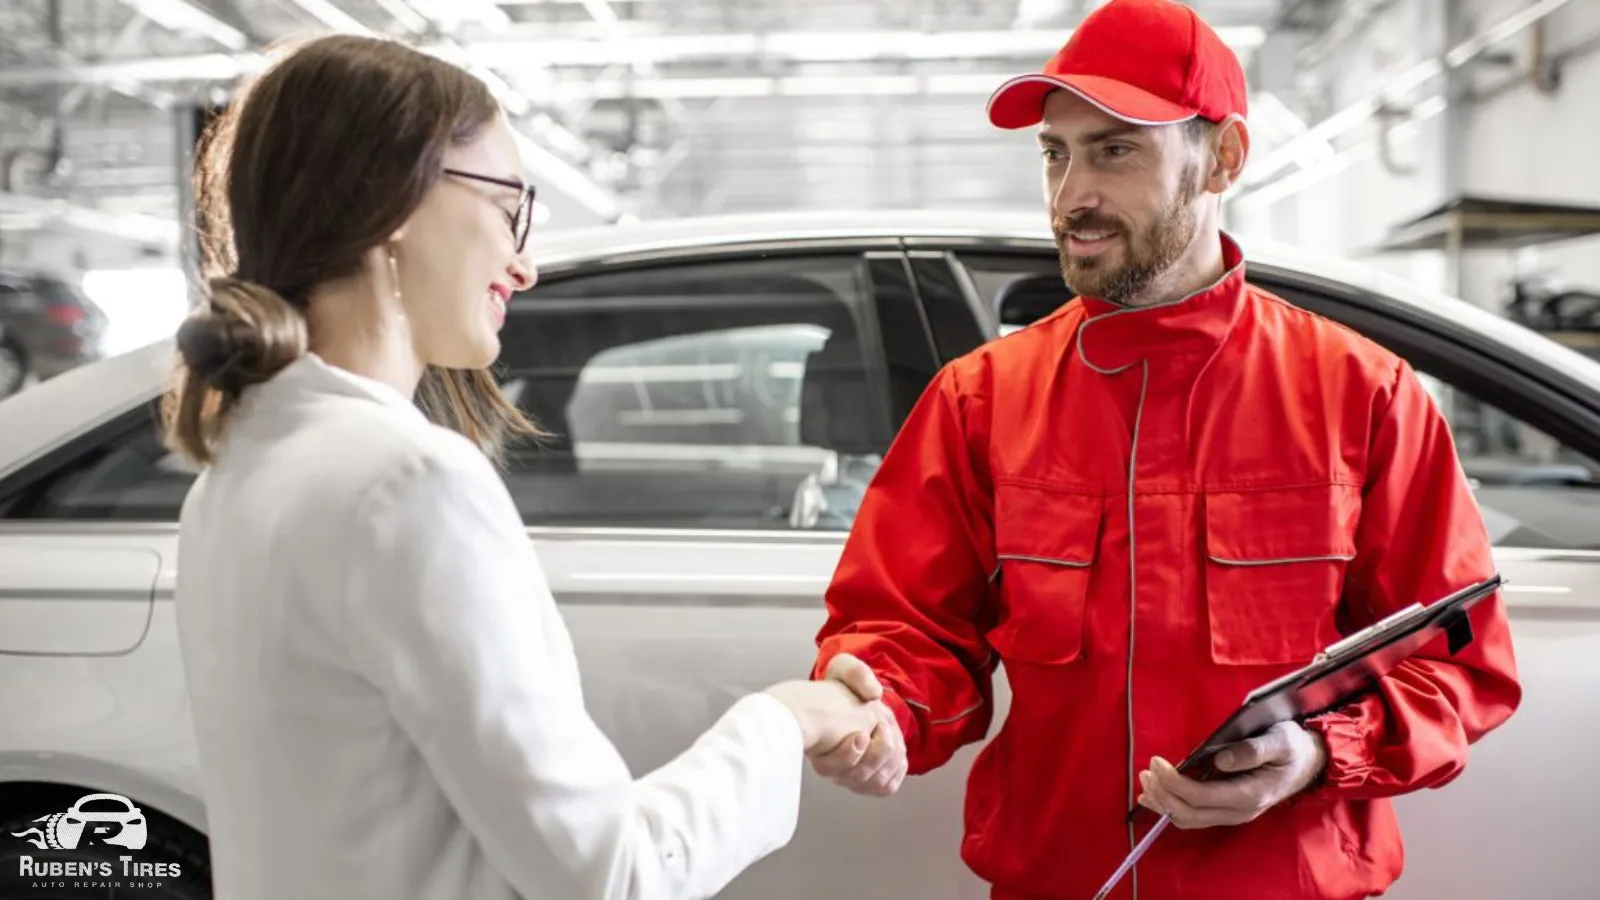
left=986, top=74, right=1197, bottom=129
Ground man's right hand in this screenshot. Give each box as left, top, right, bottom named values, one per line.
left=806, top=653, right=908, bottom=797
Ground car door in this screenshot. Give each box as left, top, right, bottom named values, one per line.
left=0, top=403, right=169, bottom=658
left=0, top=406, right=195, bottom=806
left=926, top=246, right=1600, bottom=900
left=494, top=246, right=991, bottom=900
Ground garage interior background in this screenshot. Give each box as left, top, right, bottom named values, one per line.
left=1, top=0, right=1598, bottom=363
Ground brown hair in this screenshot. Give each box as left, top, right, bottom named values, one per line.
left=164, top=34, right=538, bottom=466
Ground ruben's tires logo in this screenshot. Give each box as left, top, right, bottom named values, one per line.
left=7, top=793, right=181, bottom=887
left=11, top=794, right=148, bottom=851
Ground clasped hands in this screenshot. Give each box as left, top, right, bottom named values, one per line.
left=763, top=653, right=908, bottom=797
left=1136, top=720, right=1329, bottom=829
left=769, top=656, right=1326, bottom=818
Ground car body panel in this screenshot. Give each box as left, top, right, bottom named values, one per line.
left=1, top=214, right=1599, bottom=900
left=0, top=542, right=157, bottom=655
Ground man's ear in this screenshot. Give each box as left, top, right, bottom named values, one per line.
left=1207, top=114, right=1250, bottom=193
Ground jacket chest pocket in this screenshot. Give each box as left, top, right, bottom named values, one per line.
left=1203, top=484, right=1359, bottom=666
left=986, top=483, right=1103, bottom=666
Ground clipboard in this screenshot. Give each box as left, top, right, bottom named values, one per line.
left=1090, top=573, right=1504, bottom=900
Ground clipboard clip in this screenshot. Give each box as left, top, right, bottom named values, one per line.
left=1442, top=608, right=1475, bottom=655
left=1315, top=602, right=1426, bottom=662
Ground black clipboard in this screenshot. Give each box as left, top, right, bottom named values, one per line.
left=1093, top=573, right=1505, bottom=900
left=1166, top=572, right=1504, bottom=783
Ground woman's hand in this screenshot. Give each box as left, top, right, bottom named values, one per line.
left=763, top=679, right=882, bottom=755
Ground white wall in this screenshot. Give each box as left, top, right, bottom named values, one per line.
left=1234, top=0, right=1600, bottom=311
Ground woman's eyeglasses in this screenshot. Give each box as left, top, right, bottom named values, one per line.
left=443, top=168, right=536, bottom=253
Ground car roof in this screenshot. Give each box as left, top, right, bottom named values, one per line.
left=2, top=210, right=1599, bottom=479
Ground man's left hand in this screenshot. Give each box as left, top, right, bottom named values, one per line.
left=1137, top=721, right=1328, bottom=829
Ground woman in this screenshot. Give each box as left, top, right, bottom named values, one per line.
left=166, top=34, right=879, bottom=900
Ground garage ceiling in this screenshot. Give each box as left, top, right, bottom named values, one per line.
left=0, top=0, right=1322, bottom=253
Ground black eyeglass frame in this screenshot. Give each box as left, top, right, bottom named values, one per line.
left=443, top=168, right=537, bottom=253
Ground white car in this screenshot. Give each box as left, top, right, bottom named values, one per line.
left=1, top=212, right=1598, bottom=900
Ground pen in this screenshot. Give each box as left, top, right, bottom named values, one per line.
left=1091, top=812, right=1171, bottom=900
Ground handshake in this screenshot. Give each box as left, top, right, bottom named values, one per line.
left=763, top=654, right=908, bottom=797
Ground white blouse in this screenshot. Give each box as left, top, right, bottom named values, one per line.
left=174, top=353, right=804, bottom=900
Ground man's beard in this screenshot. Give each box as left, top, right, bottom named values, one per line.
left=1054, top=164, right=1201, bottom=306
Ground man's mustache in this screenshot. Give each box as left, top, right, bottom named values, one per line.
left=1052, top=215, right=1125, bottom=241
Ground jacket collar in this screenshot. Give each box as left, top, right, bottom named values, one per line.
left=1075, top=232, right=1248, bottom=374
left=258, top=353, right=428, bottom=424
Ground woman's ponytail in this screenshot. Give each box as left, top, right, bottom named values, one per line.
left=163, top=277, right=308, bottom=466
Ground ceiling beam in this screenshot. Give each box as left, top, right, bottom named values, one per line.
left=0, top=192, right=181, bottom=246
left=0, top=26, right=1266, bottom=86
left=118, top=0, right=249, bottom=50
left=1239, top=0, right=1572, bottom=192
left=479, top=26, right=1266, bottom=67
left=280, top=0, right=370, bottom=34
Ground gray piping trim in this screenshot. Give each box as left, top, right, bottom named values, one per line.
left=901, top=696, right=986, bottom=726
left=1208, top=554, right=1355, bottom=566
left=1126, top=360, right=1149, bottom=899
left=1074, top=255, right=1244, bottom=374
left=990, top=75, right=1197, bottom=128
left=996, top=553, right=1092, bottom=568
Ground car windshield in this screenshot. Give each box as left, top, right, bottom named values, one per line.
left=76, top=798, right=131, bottom=813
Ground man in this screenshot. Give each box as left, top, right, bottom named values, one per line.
left=804, top=1, right=1522, bottom=898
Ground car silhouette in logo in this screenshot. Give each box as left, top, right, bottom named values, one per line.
left=9, top=793, right=147, bottom=850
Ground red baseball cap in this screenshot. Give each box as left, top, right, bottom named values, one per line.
left=986, top=0, right=1248, bottom=129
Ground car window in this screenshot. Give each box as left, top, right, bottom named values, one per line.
left=0, top=276, right=37, bottom=311
left=1414, top=371, right=1600, bottom=550
left=494, top=253, right=897, bottom=530
left=952, top=251, right=1062, bottom=336
left=1, top=254, right=907, bottom=531
left=76, top=797, right=136, bottom=813
left=0, top=408, right=199, bottom=521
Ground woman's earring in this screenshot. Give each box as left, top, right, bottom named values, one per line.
left=386, top=245, right=403, bottom=308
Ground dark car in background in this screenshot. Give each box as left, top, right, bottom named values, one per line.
left=0, top=269, right=109, bottom=397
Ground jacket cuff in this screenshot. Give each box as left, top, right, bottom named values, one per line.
left=879, top=687, right=917, bottom=747
left=1303, top=701, right=1379, bottom=798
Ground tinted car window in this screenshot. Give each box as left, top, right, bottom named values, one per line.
left=952, top=251, right=1062, bottom=335
left=494, top=253, right=892, bottom=530
left=1414, top=372, right=1600, bottom=550
left=5, top=254, right=900, bottom=531
left=0, top=406, right=198, bottom=521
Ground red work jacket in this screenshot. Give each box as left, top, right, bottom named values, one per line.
left=813, top=236, right=1521, bottom=900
